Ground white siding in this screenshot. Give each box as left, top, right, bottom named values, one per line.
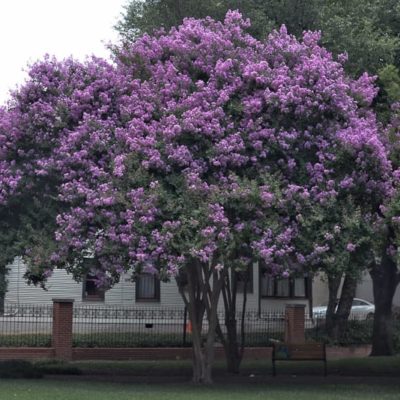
left=4, top=258, right=185, bottom=308
left=6, top=258, right=85, bottom=304
left=312, top=273, right=330, bottom=307
left=4, top=259, right=311, bottom=311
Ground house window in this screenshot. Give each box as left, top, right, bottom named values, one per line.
left=260, top=274, right=308, bottom=299
left=136, top=274, right=160, bottom=301
left=82, top=274, right=105, bottom=302
left=235, top=266, right=254, bottom=294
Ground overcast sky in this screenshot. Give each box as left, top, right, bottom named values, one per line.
left=0, top=0, right=127, bottom=103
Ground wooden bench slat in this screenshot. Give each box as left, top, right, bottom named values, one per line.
left=289, top=353, right=323, bottom=359
left=281, top=344, right=324, bottom=350
left=272, top=342, right=327, bottom=377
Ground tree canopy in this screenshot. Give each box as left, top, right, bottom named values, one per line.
left=115, top=0, right=400, bottom=76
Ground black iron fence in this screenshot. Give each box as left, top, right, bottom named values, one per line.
left=72, top=306, right=286, bottom=348
left=73, top=306, right=188, bottom=347
left=0, top=303, right=286, bottom=348
left=0, top=303, right=53, bottom=347
left=4, top=303, right=398, bottom=350
left=215, top=309, right=285, bottom=348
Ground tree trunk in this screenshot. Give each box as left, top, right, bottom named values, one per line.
left=333, top=274, right=357, bottom=341
left=191, top=321, right=207, bottom=383
left=218, top=266, right=249, bottom=374
left=224, top=312, right=240, bottom=373
left=0, top=267, right=7, bottom=315
left=370, top=252, right=399, bottom=356
left=325, top=274, right=341, bottom=336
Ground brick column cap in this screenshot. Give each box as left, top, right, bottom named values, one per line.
left=285, top=303, right=306, bottom=308
left=52, top=298, right=75, bottom=303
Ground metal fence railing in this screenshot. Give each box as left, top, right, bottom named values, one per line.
left=215, top=309, right=285, bottom=347
left=72, top=306, right=286, bottom=348
left=73, top=306, right=188, bottom=348
left=0, top=303, right=53, bottom=347
left=7, top=303, right=397, bottom=350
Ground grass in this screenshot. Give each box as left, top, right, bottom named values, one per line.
left=0, top=380, right=399, bottom=400
left=0, top=331, right=283, bottom=348
left=0, top=357, right=399, bottom=400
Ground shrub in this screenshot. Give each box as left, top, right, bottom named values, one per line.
left=307, top=319, right=400, bottom=354
left=35, top=360, right=82, bottom=375
left=0, top=334, right=51, bottom=347
left=0, top=360, right=42, bottom=379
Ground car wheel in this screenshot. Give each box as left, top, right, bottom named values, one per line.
left=366, top=313, right=374, bottom=320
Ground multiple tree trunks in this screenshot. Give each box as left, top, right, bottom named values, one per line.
left=218, top=267, right=249, bottom=374
left=325, top=273, right=357, bottom=341
left=178, top=261, right=224, bottom=384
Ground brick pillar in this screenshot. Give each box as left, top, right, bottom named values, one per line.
left=284, top=304, right=305, bottom=344
left=52, top=298, right=74, bottom=361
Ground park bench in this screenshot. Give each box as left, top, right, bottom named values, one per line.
left=272, top=343, right=327, bottom=376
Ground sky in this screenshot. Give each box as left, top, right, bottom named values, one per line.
left=0, top=0, right=128, bottom=103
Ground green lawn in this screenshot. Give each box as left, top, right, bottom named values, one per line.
left=0, top=380, right=399, bottom=400
left=0, top=332, right=283, bottom=348
left=1, top=357, right=400, bottom=400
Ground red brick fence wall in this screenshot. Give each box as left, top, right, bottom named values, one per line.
left=0, top=344, right=372, bottom=361
left=0, top=300, right=371, bottom=361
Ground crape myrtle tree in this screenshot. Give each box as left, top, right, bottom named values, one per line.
left=0, top=12, right=390, bottom=381
left=58, top=13, right=389, bottom=377
left=115, top=0, right=400, bottom=350
left=56, top=13, right=389, bottom=378
left=0, top=56, right=127, bottom=285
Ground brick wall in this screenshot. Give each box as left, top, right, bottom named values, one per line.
left=0, top=348, right=55, bottom=360
left=52, top=299, right=74, bottom=360
left=0, top=345, right=370, bottom=362
left=71, top=347, right=273, bottom=361
left=284, top=304, right=306, bottom=344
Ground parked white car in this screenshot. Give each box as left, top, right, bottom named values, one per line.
left=312, top=298, right=375, bottom=320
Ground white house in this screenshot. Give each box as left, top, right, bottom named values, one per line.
left=4, top=258, right=399, bottom=310
left=5, top=258, right=317, bottom=312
